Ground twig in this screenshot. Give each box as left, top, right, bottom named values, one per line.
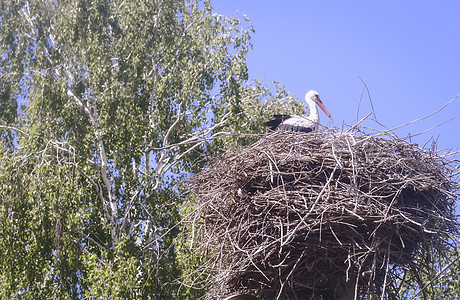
left=0, top=125, right=29, bottom=136
left=409, top=253, right=460, bottom=300
left=383, top=94, right=459, bottom=134
left=358, top=77, right=378, bottom=122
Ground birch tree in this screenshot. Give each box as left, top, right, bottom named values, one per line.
left=5, top=0, right=456, bottom=299
left=0, top=0, right=270, bottom=298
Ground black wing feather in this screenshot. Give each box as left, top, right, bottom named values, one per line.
left=265, top=114, right=314, bottom=132
left=264, top=115, right=293, bottom=130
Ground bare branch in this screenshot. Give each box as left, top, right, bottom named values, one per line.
left=151, top=113, right=230, bottom=190
left=358, top=77, right=378, bottom=122
left=67, top=87, right=119, bottom=240
left=381, top=94, right=459, bottom=134
left=0, top=125, right=29, bottom=136
left=403, top=114, right=460, bottom=139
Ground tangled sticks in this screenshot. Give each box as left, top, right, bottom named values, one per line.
left=186, top=130, right=458, bottom=299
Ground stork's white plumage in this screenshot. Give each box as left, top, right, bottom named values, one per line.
left=223, top=294, right=258, bottom=300
left=265, top=90, right=332, bottom=132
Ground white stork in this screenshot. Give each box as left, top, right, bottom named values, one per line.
left=265, top=90, right=332, bottom=133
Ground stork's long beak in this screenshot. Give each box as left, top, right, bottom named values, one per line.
left=316, top=97, right=332, bottom=119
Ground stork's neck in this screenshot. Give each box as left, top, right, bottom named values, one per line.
left=305, top=97, right=319, bottom=126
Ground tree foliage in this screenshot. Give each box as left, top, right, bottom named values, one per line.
left=398, top=243, right=460, bottom=299
left=0, top=0, right=307, bottom=298
left=7, top=0, right=454, bottom=299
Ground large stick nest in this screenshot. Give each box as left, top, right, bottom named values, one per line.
left=185, top=129, right=459, bottom=299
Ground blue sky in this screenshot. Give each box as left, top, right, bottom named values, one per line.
left=212, top=1, right=460, bottom=153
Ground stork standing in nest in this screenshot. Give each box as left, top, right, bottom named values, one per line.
left=265, top=90, right=332, bottom=132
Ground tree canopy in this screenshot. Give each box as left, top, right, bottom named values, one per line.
left=2, top=0, right=456, bottom=299
left=0, top=0, right=304, bottom=298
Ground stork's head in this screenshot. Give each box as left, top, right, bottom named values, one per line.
left=305, top=90, right=332, bottom=119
